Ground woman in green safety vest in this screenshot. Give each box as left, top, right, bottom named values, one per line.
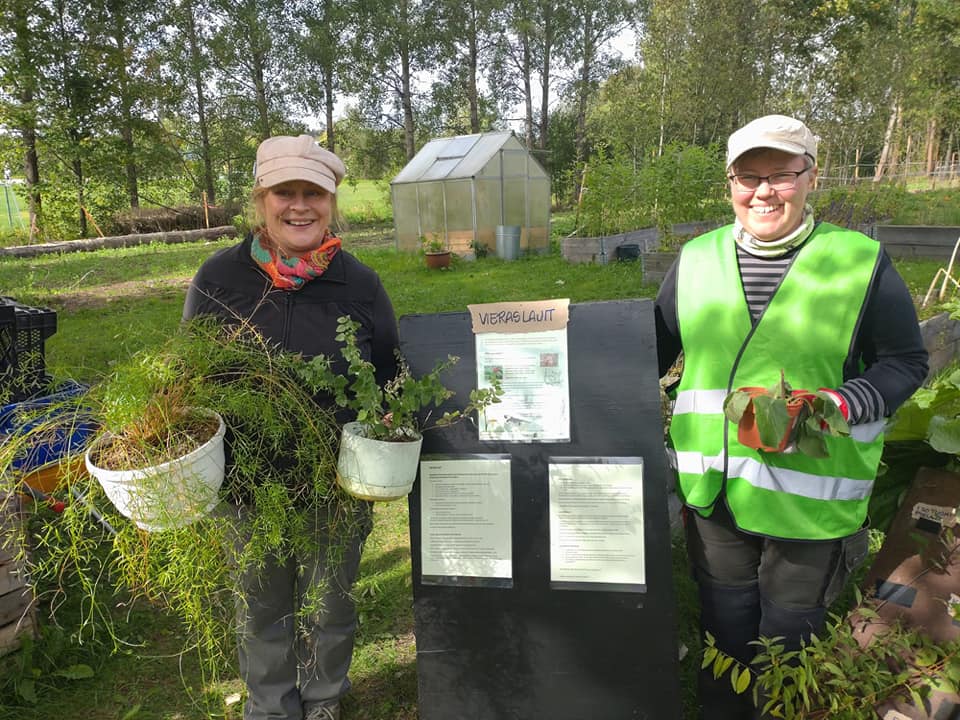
left=654, top=114, right=928, bottom=720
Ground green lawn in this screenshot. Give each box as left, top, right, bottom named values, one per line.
left=0, top=233, right=672, bottom=720
left=0, top=185, right=29, bottom=233
left=0, top=226, right=950, bottom=720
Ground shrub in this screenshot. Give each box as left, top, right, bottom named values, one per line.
left=578, top=143, right=728, bottom=237
left=809, top=184, right=910, bottom=229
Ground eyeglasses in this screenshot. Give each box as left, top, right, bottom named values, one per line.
left=727, top=167, right=812, bottom=192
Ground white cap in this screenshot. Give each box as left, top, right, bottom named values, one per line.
left=726, top=115, right=819, bottom=169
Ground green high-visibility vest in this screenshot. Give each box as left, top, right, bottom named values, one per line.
left=670, top=222, right=883, bottom=540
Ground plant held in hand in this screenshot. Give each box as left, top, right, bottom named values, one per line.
left=723, top=370, right=849, bottom=457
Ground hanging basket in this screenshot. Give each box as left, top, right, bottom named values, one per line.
left=336, top=421, right=423, bottom=501
left=85, top=409, right=226, bottom=532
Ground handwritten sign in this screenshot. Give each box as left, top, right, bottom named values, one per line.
left=469, top=299, right=569, bottom=334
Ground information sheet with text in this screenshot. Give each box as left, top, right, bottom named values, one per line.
left=548, top=459, right=646, bottom=590
left=420, top=456, right=513, bottom=581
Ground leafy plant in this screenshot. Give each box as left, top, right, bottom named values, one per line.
left=886, top=363, right=960, bottom=457
left=723, top=371, right=849, bottom=457
left=421, top=235, right=446, bottom=253
left=702, top=529, right=960, bottom=719
left=0, top=317, right=364, bottom=692
left=300, top=315, right=501, bottom=442
left=471, top=239, right=490, bottom=259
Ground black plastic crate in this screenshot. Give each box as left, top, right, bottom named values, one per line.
left=0, top=297, right=57, bottom=402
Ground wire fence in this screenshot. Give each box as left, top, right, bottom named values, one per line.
left=817, top=157, right=960, bottom=189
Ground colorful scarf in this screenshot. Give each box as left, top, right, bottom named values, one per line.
left=251, top=232, right=342, bottom=290
left=733, top=204, right=816, bottom=258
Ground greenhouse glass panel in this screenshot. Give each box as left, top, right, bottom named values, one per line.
left=502, top=178, right=526, bottom=227
left=501, top=149, right=527, bottom=177
left=417, top=182, right=446, bottom=246
left=393, top=184, right=421, bottom=251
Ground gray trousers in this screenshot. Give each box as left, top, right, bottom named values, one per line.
left=233, top=502, right=373, bottom=720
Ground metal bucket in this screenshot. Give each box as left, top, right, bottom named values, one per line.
left=495, top=225, right=521, bottom=261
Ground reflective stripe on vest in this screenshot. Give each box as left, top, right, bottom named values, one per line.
left=670, top=223, right=883, bottom=540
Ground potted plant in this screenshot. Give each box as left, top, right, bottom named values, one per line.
left=422, top=235, right=452, bottom=269
left=0, top=318, right=355, bottom=690
left=301, top=315, right=501, bottom=501
left=723, top=371, right=849, bottom=456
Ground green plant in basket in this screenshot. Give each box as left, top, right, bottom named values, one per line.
left=302, top=315, right=501, bottom=443
left=299, top=315, right=501, bottom=501
left=0, top=317, right=363, bottom=697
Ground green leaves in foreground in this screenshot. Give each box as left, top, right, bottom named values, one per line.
left=886, top=365, right=960, bottom=454
left=701, top=613, right=960, bottom=719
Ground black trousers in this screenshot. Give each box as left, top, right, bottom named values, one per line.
left=685, top=501, right=868, bottom=720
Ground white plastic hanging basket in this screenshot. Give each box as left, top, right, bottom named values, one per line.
left=336, top=421, right=422, bottom=501
left=85, top=409, right=226, bottom=532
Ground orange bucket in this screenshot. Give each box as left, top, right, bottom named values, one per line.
left=19, top=454, right=87, bottom=498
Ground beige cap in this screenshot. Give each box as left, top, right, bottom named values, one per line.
left=254, top=135, right=346, bottom=194
left=726, top=115, right=819, bottom=168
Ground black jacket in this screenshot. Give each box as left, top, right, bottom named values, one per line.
left=183, top=233, right=399, bottom=388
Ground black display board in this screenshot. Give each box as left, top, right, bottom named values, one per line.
left=400, top=300, right=680, bottom=720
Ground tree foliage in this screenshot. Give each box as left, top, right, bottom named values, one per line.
left=0, top=0, right=956, bottom=241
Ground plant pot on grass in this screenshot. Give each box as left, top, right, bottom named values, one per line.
left=424, top=251, right=452, bottom=269
left=303, top=315, right=501, bottom=501
left=723, top=372, right=849, bottom=457
left=422, top=236, right=452, bottom=269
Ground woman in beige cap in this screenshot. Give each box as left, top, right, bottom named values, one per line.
left=654, top=115, right=927, bottom=718
left=184, top=135, right=398, bottom=720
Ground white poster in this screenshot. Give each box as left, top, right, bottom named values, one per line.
left=420, top=457, right=512, bottom=579
left=469, top=299, right=571, bottom=443
left=474, top=329, right=570, bottom=442
left=548, top=460, right=645, bottom=587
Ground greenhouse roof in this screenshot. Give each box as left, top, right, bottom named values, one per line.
left=391, top=131, right=527, bottom=184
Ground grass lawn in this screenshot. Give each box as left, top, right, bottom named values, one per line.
left=0, top=221, right=949, bottom=720
left=0, top=229, right=681, bottom=720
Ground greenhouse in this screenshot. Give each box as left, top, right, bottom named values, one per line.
left=391, top=131, right=551, bottom=257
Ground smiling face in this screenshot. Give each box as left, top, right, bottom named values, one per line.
left=729, top=148, right=817, bottom=242
left=256, top=180, right=333, bottom=257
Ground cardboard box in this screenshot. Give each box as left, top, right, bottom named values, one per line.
left=852, top=466, right=960, bottom=719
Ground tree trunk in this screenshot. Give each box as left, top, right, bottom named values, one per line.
left=571, top=11, right=594, bottom=204
left=185, top=1, right=216, bottom=204
left=925, top=117, right=938, bottom=176
left=521, top=30, right=533, bottom=149
left=324, top=66, right=336, bottom=152
left=251, top=49, right=271, bottom=141
left=21, top=119, right=41, bottom=242
left=11, top=0, right=42, bottom=241
left=467, top=8, right=480, bottom=134
left=874, top=99, right=900, bottom=181
left=537, top=0, right=553, bottom=151
left=111, top=14, right=140, bottom=209
left=73, top=153, right=87, bottom=238
left=323, top=0, right=336, bottom=152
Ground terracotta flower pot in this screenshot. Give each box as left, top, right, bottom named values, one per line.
left=736, top=387, right=814, bottom=453
left=424, top=251, right=451, bottom=269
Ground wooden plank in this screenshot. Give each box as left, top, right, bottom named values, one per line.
left=0, top=560, right=27, bottom=596
left=0, top=614, right=35, bottom=658
left=0, top=584, right=32, bottom=627
left=0, top=226, right=238, bottom=259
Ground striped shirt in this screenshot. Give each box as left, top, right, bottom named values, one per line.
left=736, top=244, right=886, bottom=423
